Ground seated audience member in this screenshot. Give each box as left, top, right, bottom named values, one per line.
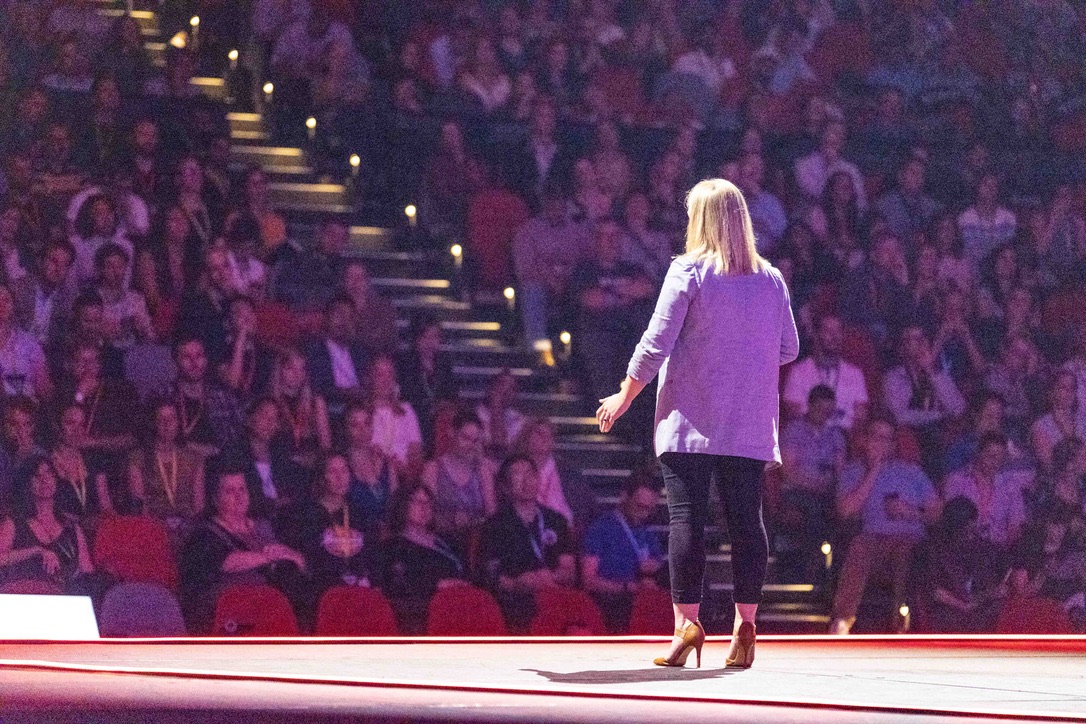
left=1018, top=439, right=1086, bottom=618
left=919, top=496, right=1008, bottom=633
left=278, top=453, right=374, bottom=595
left=273, top=220, right=348, bottom=312
left=0, top=456, right=94, bottom=594
left=794, top=121, right=867, bottom=211
left=957, top=171, right=1016, bottom=271
left=830, top=417, right=941, bottom=635
left=12, top=240, right=76, bottom=346
left=874, top=158, right=940, bottom=245
left=737, top=153, right=787, bottom=257
left=305, top=295, right=367, bottom=415
left=476, top=370, right=526, bottom=458
left=56, top=344, right=136, bottom=470
left=93, top=242, right=154, bottom=350
left=51, top=402, right=114, bottom=529
left=571, top=217, right=656, bottom=400
left=218, top=295, right=274, bottom=399
left=942, top=434, right=1027, bottom=558
left=944, top=393, right=1028, bottom=474
left=479, top=455, right=575, bottom=631
left=48, top=290, right=125, bottom=382
left=581, top=474, right=665, bottom=632
left=839, top=231, right=913, bottom=343
left=69, top=193, right=134, bottom=288
left=984, top=335, right=1047, bottom=437
left=512, top=185, right=590, bottom=359
left=229, top=397, right=308, bottom=520
left=422, top=411, right=496, bottom=546
left=221, top=215, right=267, bottom=299
left=380, top=482, right=468, bottom=633
left=783, top=314, right=869, bottom=430
left=134, top=204, right=198, bottom=332
left=369, top=356, right=424, bottom=479
left=342, top=402, right=398, bottom=532
left=778, top=385, right=847, bottom=581
left=397, top=314, right=457, bottom=453
left=224, top=168, right=288, bottom=263
left=1030, top=370, right=1086, bottom=473
left=178, top=246, right=235, bottom=364
left=342, top=262, right=398, bottom=357
left=180, top=463, right=310, bottom=633
left=883, top=325, right=966, bottom=477
left=2, top=398, right=46, bottom=487
left=0, top=281, right=52, bottom=401
left=269, top=348, right=332, bottom=468
left=128, top=399, right=205, bottom=545
left=514, top=417, right=590, bottom=528
left=166, top=337, right=246, bottom=458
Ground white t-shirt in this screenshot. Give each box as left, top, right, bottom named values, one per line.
left=227, top=252, right=267, bottom=298
left=0, top=328, right=46, bottom=398
left=784, top=357, right=869, bottom=430
left=325, top=340, right=360, bottom=390
left=371, top=403, right=422, bottom=466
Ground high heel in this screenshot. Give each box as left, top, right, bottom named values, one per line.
left=653, top=620, right=705, bottom=668
left=725, top=621, right=756, bottom=668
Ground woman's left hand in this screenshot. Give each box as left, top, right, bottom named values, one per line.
left=596, top=392, right=630, bottom=433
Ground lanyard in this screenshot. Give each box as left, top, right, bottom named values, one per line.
left=527, top=510, right=546, bottom=563
left=615, top=511, right=650, bottom=562
left=156, top=448, right=179, bottom=509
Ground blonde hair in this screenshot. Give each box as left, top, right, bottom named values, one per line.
left=684, top=178, right=765, bottom=275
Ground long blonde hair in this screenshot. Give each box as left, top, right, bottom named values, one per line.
left=684, top=178, right=765, bottom=275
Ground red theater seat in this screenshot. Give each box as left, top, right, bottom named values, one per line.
left=315, top=586, right=399, bottom=636
left=426, top=585, right=507, bottom=636
left=627, top=587, right=674, bottom=635
left=530, top=587, right=606, bottom=636
left=214, top=584, right=300, bottom=636
left=996, top=596, right=1073, bottom=634
left=92, top=515, right=178, bottom=591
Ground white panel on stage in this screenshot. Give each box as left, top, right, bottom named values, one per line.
left=0, top=595, right=99, bottom=640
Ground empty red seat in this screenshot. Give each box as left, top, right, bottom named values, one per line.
left=996, top=596, right=1073, bottom=634
left=426, top=585, right=507, bottom=636
left=213, top=584, right=299, bottom=636
left=92, top=515, right=178, bottom=591
left=626, top=587, right=674, bottom=636
left=529, top=587, right=606, bottom=636
left=315, top=586, right=399, bottom=636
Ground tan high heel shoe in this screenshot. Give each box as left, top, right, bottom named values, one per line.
left=725, top=620, right=756, bottom=668
left=653, top=620, right=705, bottom=668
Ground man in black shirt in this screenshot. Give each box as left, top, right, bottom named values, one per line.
left=570, top=217, right=656, bottom=401
left=479, top=455, right=574, bottom=632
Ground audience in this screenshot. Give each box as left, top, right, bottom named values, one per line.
left=0, top=0, right=1083, bottom=636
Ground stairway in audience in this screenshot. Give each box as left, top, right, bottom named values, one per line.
left=94, top=0, right=830, bottom=634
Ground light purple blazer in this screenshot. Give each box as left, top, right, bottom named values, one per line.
left=627, top=256, right=800, bottom=465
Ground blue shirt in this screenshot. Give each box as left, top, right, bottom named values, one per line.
left=582, top=509, right=663, bottom=583
left=627, top=257, right=800, bottom=464
left=837, top=460, right=937, bottom=538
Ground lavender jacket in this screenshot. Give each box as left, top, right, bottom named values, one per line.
left=627, top=256, right=800, bottom=465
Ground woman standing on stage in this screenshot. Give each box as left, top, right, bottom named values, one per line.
left=597, top=179, right=800, bottom=669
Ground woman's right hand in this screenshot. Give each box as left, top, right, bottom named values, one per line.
left=596, top=391, right=631, bottom=433
left=41, top=549, right=61, bottom=575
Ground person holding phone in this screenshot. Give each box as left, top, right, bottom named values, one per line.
left=829, top=416, right=941, bottom=635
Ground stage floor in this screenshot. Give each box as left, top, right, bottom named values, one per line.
left=0, top=636, right=1084, bottom=723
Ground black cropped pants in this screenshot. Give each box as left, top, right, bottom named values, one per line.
left=659, top=453, right=768, bottom=605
